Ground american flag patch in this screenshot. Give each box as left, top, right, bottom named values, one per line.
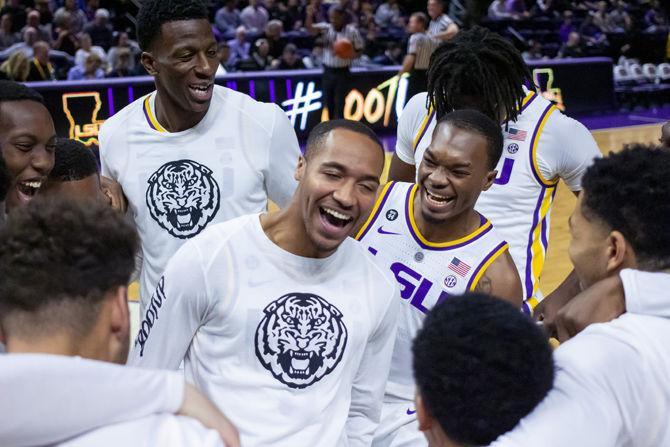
left=448, top=257, right=471, bottom=277
left=506, top=128, right=527, bottom=141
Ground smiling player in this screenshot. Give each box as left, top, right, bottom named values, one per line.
left=99, top=0, right=301, bottom=315
left=129, top=120, right=399, bottom=447
left=356, top=110, right=522, bottom=447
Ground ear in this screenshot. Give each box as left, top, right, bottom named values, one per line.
left=140, top=51, right=158, bottom=76
left=605, top=230, right=630, bottom=273
left=482, top=169, right=497, bottom=191
left=108, top=286, right=130, bottom=353
left=294, top=155, right=307, bottom=182
left=415, top=392, right=433, bottom=432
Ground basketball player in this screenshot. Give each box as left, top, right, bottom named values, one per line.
left=490, top=145, right=670, bottom=446
left=388, top=26, right=601, bottom=314
left=99, top=0, right=301, bottom=314
left=129, top=120, right=398, bottom=446
left=40, top=138, right=107, bottom=203
left=0, top=80, right=56, bottom=215
left=360, top=110, right=522, bottom=447
left=414, top=294, right=554, bottom=447
left=0, top=198, right=239, bottom=447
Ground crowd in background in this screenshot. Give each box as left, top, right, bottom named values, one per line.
left=0, top=0, right=665, bottom=82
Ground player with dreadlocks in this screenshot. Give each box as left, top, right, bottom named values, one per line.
left=389, top=26, right=601, bottom=319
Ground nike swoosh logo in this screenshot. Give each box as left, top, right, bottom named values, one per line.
left=406, top=408, right=416, bottom=415
left=378, top=226, right=401, bottom=235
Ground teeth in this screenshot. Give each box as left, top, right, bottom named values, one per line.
left=323, top=207, right=351, bottom=221
left=22, top=181, right=42, bottom=189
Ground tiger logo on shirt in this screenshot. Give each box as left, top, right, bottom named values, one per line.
left=146, top=159, right=220, bottom=239
left=255, top=293, right=348, bottom=389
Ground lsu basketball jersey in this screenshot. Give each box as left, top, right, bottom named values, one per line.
left=406, top=91, right=567, bottom=311
left=356, top=181, right=509, bottom=400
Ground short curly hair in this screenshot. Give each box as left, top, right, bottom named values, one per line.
left=0, top=198, right=138, bottom=338
left=413, top=293, right=554, bottom=445
left=0, top=79, right=44, bottom=105
left=49, top=138, right=99, bottom=182
left=581, top=144, right=670, bottom=270
left=137, top=0, right=209, bottom=51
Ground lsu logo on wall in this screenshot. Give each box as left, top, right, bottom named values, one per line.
left=62, top=92, right=106, bottom=146
left=146, top=159, right=220, bottom=239
left=255, top=293, right=348, bottom=389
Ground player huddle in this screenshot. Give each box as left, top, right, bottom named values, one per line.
left=1, top=1, right=670, bottom=447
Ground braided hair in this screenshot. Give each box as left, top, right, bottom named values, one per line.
left=427, top=26, right=533, bottom=123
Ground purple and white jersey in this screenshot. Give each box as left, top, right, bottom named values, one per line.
left=355, top=181, right=509, bottom=401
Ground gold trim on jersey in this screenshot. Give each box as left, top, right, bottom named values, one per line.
left=407, top=184, right=492, bottom=248
left=355, top=181, right=396, bottom=240
left=143, top=94, right=168, bottom=133
left=412, top=106, right=434, bottom=152
left=527, top=184, right=557, bottom=300
left=469, top=242, right=510, bottom=291
left=530, top=105, right=560, bottom=187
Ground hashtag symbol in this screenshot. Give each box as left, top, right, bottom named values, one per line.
left=282, top=81, right=323, bottom=131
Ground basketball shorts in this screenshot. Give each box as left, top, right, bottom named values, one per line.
left=372, top=398, right=427, bottom=447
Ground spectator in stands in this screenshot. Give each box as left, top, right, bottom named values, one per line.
left=374, top=0, right=402, bottom=32
left=522, top=39, right=546, bottom=61
left=0, top=13, right=20, bottom=49
left=0, top=0, right=26, bottom=33
left=227, top=26, right=250, bottom=68
left=558, top=31, right=584, bottom=58
left=84, top=8, right=114, bottom=50
left=591, top=1, right=609, bottom=32
left=216, top=0, right=241, bottom=38
left=372, top=41, right=403, bottom=65
left=240, top=0, right=269, bottom=34
left=84, top=0, right=100, bottom=22
left=55, top=0, right=86, bottom=35
left=488, top=0, right=513, bottom=20
left=216, top=42, right=232, bottom=75
left=399, top=12, right=434, bottom=99
left=243, top=38, right=272, bottom=70
left=75, top=32, right=107, bottom=70
left=67, top=52, right=104, bottom=80
left=265, top=20, right=287, bottom=60
left=580, top=13, right=608, bottom=49
left=303, top=37, right=324, bottom=68
left=26, top=41, right=55, bottom=81
left=106, top=47, right=133, bottom=78
left=534, top=0, right=556, bottom=19
left=22, top=10, right=51, bottom=45
left=35, top=0, right=54, bottom=27
left=52, top=12, right=79, bottom=56
left=427, top=0, right=458, bottom=42
left=0, top=51, right=29, bottom=82
left=606, top=1, right=632, bottom=33
left=505, top=0, right=530, bottom=19
left=284, top=0, right=306, bottom=31
left=559, top=10, right=575, bottom=43
left=107, top=31, right=139, bottom=77
left=306, top=4, right=363, bottom=119
left=0, top=27, right=38, bottom=59
left=307, top=0, right=328, bottom=24
left=354, top=0, right=378, bottom=40
left=644, top=1, right=666, bottom=33
left=274, top=43, right=305, bottom=69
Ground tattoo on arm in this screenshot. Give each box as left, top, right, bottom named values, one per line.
left=475, top=275, right=493, bottom=294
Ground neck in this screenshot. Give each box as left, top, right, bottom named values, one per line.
left=260, top=202, right=335, bottom=259
left=6, top=332, right=108, bottom=362
left=154, top=88, right=208, bottom=132
left=413, top=192, right=481, bottom=243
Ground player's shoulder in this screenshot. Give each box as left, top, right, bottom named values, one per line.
left=99, top=93, right=148, bottom=137
left=59, top=414, right=223, bottom=447
left=214, top=85, right=282, bottom=132
left=399, top=92, right=430, bottom=128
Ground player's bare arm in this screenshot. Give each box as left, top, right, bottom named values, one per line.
left=474, top=249, right=523, bottom=308
left=388, top=153, right=415, bottom=182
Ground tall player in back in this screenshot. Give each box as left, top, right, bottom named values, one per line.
left=358, top=110, right=522, bottom=447
left=388, top=27, right=601, bottom=313
left=99, top=0, right=300, bottom=314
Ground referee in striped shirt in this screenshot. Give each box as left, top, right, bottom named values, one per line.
left=427, top=0, right=459, bottom=41
left=399, top=12, right=435, bottom=101
left=306, top=5, right=364, bottom=119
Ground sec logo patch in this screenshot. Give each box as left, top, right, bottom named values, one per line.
left=507, top=143, right=519, bottom=154
left=444, top=275, right=457, bottom=288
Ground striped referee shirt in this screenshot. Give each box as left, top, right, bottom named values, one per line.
left=407, top=31, right=436, bottom=70
left=318, top=23, right=364, bottom=68
left=428, top=13, right=454, bottom=37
